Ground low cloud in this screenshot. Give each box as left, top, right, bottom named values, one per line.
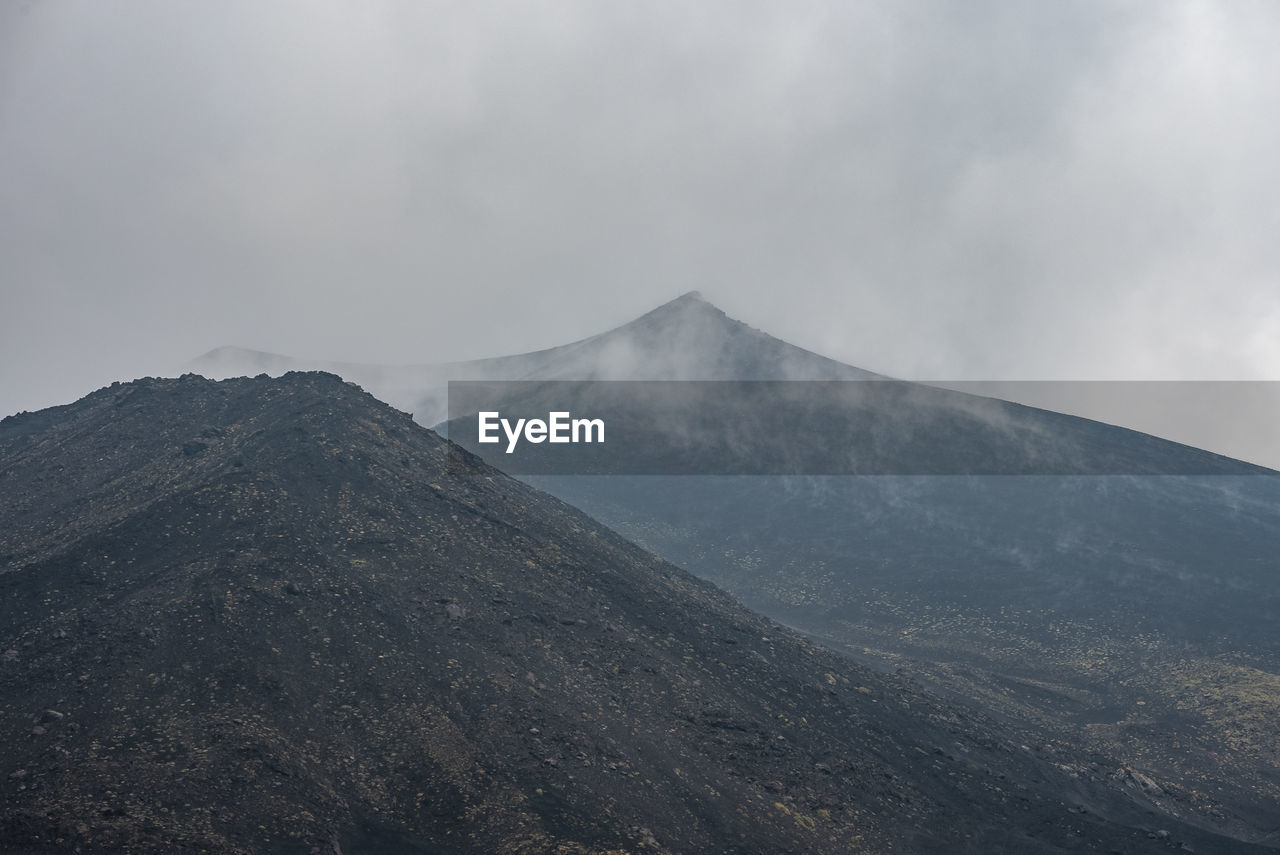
left=4, top=0, right=1278, bottom=418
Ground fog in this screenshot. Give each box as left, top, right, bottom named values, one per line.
left=5, top=2, right=1279, bottom=439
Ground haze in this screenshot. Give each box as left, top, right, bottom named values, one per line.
left=4, top=2, right=1279, bottom=426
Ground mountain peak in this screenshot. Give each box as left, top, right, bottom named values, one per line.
left=667, top=289, right=708, bottom=306
left=562, top=291, right=873, bottom=382
left=627, top=289, right=725, bottom=324
left=622, top=291, right=717, bottom=319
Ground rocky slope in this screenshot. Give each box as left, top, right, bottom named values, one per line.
left=0, top=373, right=1256, bottom=854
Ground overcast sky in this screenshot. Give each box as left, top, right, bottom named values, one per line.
left=4, top=0, right=1280, bottom=418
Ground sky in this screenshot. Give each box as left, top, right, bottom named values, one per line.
left=4, top=0, right=1280, bottom=421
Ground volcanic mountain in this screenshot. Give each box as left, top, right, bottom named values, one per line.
left=192, top=294, right=1280, bottom=845
left=0, top=373, right=1255, bottom=854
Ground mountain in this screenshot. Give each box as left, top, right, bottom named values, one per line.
left=190, top=292, right=877, bottom=425
left=194, top=293, right=1280, bottom=845
left=0, top=373, right=1256, bottom=854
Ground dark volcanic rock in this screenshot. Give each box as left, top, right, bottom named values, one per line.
left=0, top=373, right=1264, bottom=854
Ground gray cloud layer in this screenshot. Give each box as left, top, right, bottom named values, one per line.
left=4, top=0, right=1279, bottom=417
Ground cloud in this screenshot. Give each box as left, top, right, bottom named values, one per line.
left=3, top=0, right=1278, bottom=419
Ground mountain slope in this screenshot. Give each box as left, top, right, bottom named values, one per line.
left=190, top=295, right=1280, bottom=845
left=0, top=373, right=1252, bottom=854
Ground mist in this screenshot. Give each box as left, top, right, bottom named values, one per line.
left=4, top=1, right=1279, bottom=420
